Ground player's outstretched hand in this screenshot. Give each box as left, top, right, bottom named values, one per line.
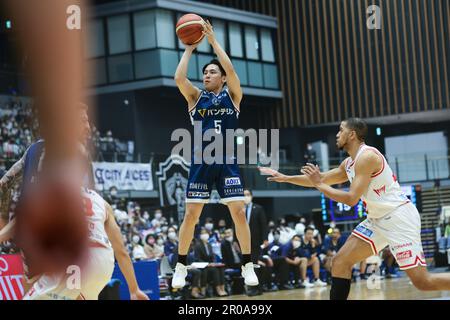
left=130, top=289, right=150, bottom=300
left=258, top=166, right=287, bottom=183
left=203, top=20, right=216, bottom=45
left=301, top=163, right=322, bottom=186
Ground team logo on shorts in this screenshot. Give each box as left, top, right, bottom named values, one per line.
left=355, top=225, right=373, bottom=237
left=395, top=250, right=412, bottom=262
left=224, top=177, right=241, bottom=187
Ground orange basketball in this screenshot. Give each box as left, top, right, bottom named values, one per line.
left=176, top=13, right=205, bottom=45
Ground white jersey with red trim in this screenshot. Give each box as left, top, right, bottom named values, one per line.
left=82, top=188, right=112, bottom=249
left=345, top=144, right=409, bottom=219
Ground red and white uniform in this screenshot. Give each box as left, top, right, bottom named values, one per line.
left=348, top=144, right=426, bottom=270
left=23, top=189, right=115, bottom=300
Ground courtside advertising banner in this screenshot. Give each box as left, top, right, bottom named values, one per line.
left=93, top=162, right=153, bottom=191
left=0, top=254, right=25, bottom=300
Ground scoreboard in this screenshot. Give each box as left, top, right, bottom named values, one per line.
left=321, top=184, right=421, bottom=223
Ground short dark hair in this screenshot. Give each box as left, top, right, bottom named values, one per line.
left=304, top=226, right=315, bottom=234
left=244, top=189, right=253, bottom=196
left=202, top=59, right=226, bottom=76
left=343, top=118, right=368, bottom=141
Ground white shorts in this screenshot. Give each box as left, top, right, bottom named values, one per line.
left=352, top=202, right=427, bottom=270
left=23, top=245, right=115, bottom=300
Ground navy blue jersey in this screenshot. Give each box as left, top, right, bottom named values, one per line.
left=21, top=139, right=45, bottom=194
left=189, top=88, right=239, bottom=163
left=185, top=87, right=245, bottom=203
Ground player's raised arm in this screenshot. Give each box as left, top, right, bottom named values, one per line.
left=104, top=203, right=149, bottom=300
left=174, top=43, right=202, bottom=109
left=302, top=152, right=376, bottom=206
left=204, top=20, right=243, bottom=108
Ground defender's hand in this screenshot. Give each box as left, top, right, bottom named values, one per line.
left=258, top=167, right=288, bottom=183
left=301, top=163, right=322, bottom=186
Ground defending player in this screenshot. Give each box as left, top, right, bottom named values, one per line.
left=260, top=118, right=450, bottom=299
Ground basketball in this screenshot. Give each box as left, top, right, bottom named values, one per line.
left=176, top=13, right=205, bottom=45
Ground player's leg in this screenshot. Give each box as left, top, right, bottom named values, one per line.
left=226, top=200, right=258, bottom=286
left=172, top=202, right=204, bottom=288
left=404, top=266, right=450, bottom=291
left=330, top=235, right=374, bottom=299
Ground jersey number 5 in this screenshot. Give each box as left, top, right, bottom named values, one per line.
left=214, top=120, right=221, bottom=134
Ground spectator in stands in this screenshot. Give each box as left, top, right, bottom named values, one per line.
left=131, top=235, right=147, bottom=261
left=294, top=216, right=306, bottom=236
left=283, top=235, right=313, bottom=288
left=322, top=227, right=346, bottom=283
left=151, top=209, right=164, bottom=226
left=221, top=228, right=242, bottom=270
left=264, top=228, right=293, bottom=290
left=144, top=234, right=164, bottom=260
left=301, top=227, right=327, bottom=286
left=194, top=228, right=227, bottom=297
left=164, top=226, right=178, bottom=258
left=186, top=242, right=205, bottom=299
left=217, top=219, right=227, bottom=233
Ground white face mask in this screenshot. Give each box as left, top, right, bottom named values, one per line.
left=155, top=213, right=162, bottom=220
left=205, top=223, right=213, bottom=231
left=225, top=236, right=233, bottom=242
left=292, top=240, right=301, bottom=249
left=273, top=234, right=280, bottom=241
left=168, top=232, right=177, bottom=240
left=157, top=239, right=164, bottom=246
left=244, top=196, right=252, bottom=205
left=143, top=214, right=150, bottom=220
left=132, top=236, right=140, bottom=244
left=161, top=226, right=168, bottom=233
left=200, top=234, right=209, bottom=241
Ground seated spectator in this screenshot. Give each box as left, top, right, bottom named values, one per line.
left=186, top=242, right=204, bottom=299
left=217, top=219, right=227, bottom=233
left=131, top=235, right=147, bottom=261
left=194, top=228, right=227, bottom=297
left=164, top=227, right=179, bottom=260
left=301, top=227, right=327, bottom=286
left=263, top=228, right=293, bottom=290
left=221, top=228, right=242, bottom=270
left=144, top=234, right=164, bottom=260
left=322, top=228, right=346, bottom=282
left=282, top=235, right=312, bottom=288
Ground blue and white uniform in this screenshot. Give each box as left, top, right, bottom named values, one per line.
left=186, top=87, right=245, bottom=203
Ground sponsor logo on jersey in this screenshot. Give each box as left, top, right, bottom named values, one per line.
left=355, top=224, right=373, bottom=237
left=196, top=108, right=235, bottom=118
left=392, top=242, right=412, bottom=250
left=224, top=177, right=241, bottom=187
left=395, top=250, right=412, bottom=262
left=188, top=191, right=210, bottom=198
left=373, top=185, right=386, bottom=197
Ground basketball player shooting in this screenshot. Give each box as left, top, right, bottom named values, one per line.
left=171, top=20, right=258, bottom=288
left=260, top=118, right=450, bottom=299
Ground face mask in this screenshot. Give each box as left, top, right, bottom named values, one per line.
left=168, top=232, right=177, bottom=240
left=143, top=214, right=150, bottom=220
left=244, top=196, right=252, bottom=205
left=200, top=234, right=209, bottom=241
left=205, top=223, right=213, bottom=231
left=157, top=239, right=164, bottom=246
left=225, top=236, right=233, bottom=242
left=295, top=224, right=305, bottom=235
left=155, top=213, right=162, bottom=219
left=292, top=240, right=301, bottom=249
left=132, top=236, right=140, bottom=244
left=273, top=234, right=280, bottom=241
left=161, top=226, right=168, bottom=233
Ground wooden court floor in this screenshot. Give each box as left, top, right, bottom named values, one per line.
left=210, top=269, right=450, bottom=300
